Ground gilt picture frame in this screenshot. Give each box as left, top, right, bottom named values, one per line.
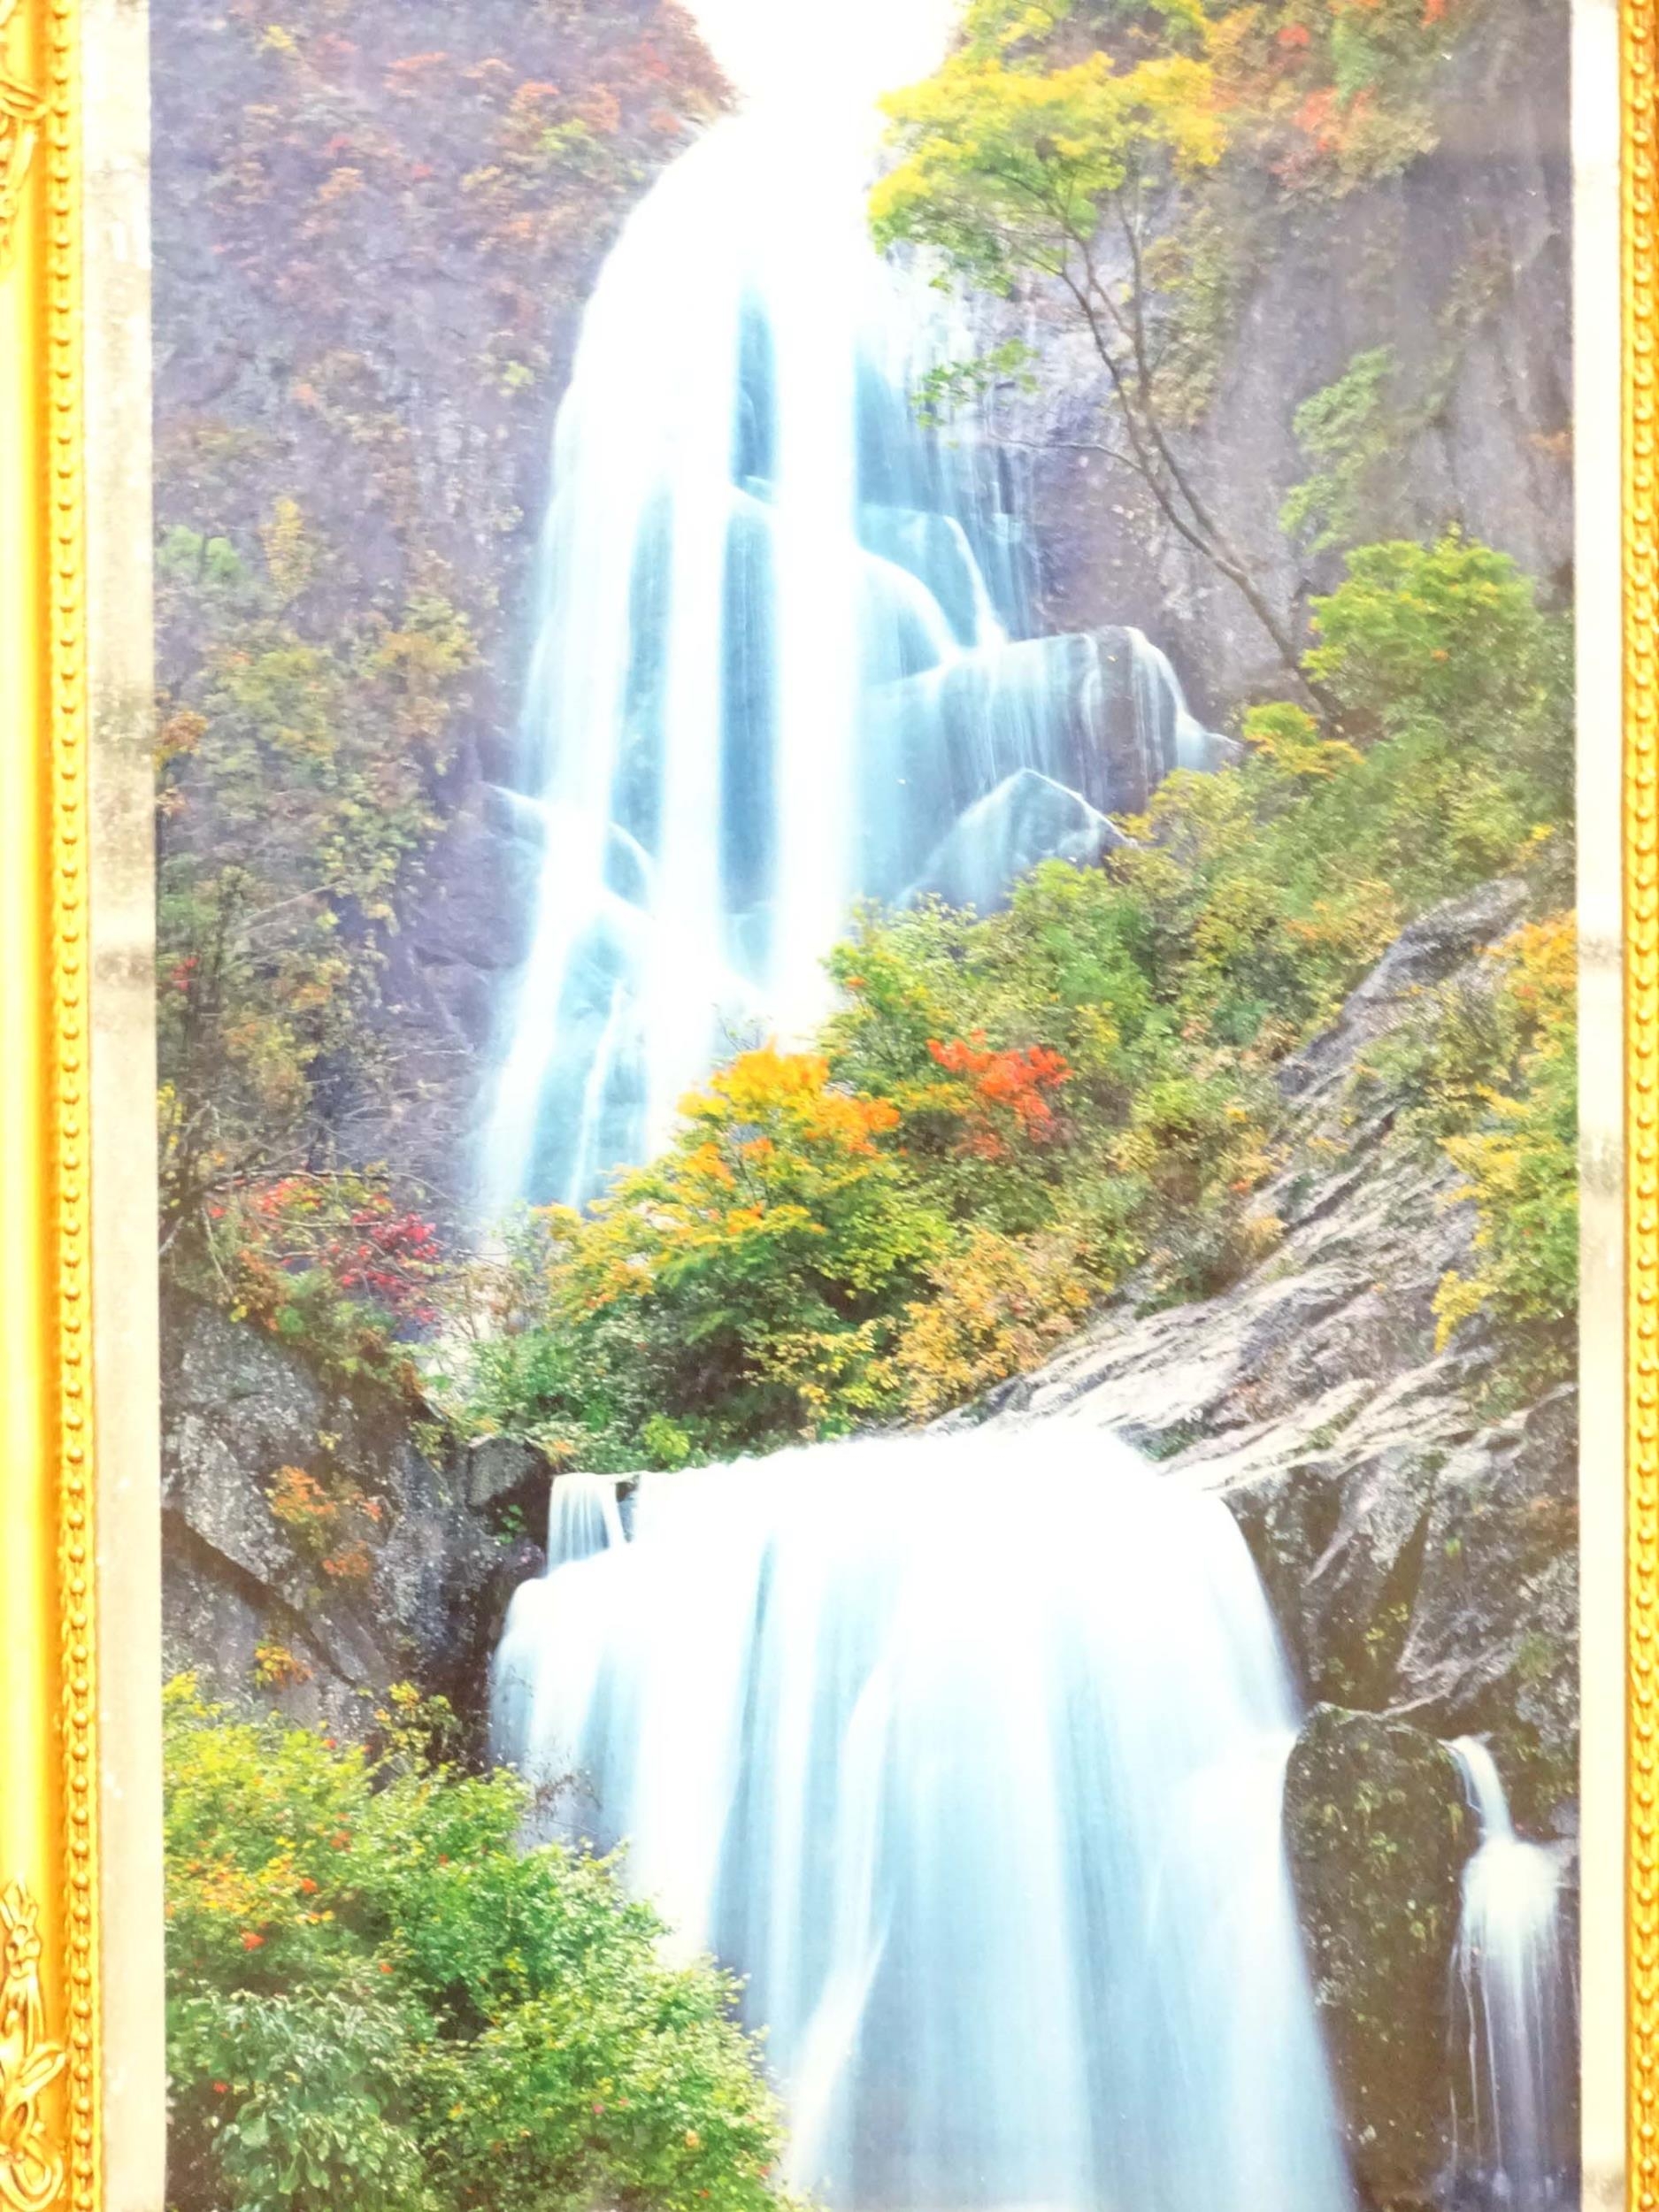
left=0, top=0, right=1637, bottom=2207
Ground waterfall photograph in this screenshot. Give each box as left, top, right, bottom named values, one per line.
left=146, top=2, right=1579, bottom=2210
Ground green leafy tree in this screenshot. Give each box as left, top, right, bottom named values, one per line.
left=165, top=1680, right=795, bottom=2212
left=871, top=3, right=1332, bottom=683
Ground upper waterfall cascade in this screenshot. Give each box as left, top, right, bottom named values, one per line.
left=480, top=57, right=1225, bottom=1213
left=493, top=1431, right=1355, bottom=2212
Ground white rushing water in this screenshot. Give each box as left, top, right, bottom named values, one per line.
left=492, top=1428, right=1354, bottom=2212
left=544, top=1471, right=625, bottom=1567
left=1447, top=1739, right=1577, bottom=2210
left=480, top=12, right=1224, bottom=1213
left=687, top=0, right=963, bottom=106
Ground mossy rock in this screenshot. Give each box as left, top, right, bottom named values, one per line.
left=1283, top=1704, right=1473, bottom=2210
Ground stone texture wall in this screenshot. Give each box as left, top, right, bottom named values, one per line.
left=975, top=880, right=1578, bottom=2205
left=161, top=1294, right=549, bottom=1732
left=983, top=0, right=1571, bottom=720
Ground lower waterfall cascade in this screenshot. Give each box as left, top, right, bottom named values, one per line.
left=1447, top=1738, right=1577, bottom=2210
left=492, top=1432, right=1356, bottom=2212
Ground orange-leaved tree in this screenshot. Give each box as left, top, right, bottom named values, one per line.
left=538, top=1047, right=952, bottom=1452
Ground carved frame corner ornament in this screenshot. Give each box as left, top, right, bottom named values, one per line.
left=0, top=0, right=44, bottom=277
left=0, top=1884, right=67, bottom=2212
left=1, top=0, right=96, bottom=2203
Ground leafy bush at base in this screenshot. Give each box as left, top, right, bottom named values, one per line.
left=165, top=1681, right=793, bottom=2212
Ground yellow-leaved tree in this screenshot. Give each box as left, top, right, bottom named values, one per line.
left=869, top=0, right=1343, bottom=688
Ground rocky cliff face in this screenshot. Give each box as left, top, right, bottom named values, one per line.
left=981, top=0, right=1571, bottom=720
left=161, top=1295, right=552, bottom=1732
left=151, top=0, right=727, bottom=1213
left=970, top=876, right=1577, bottom=2205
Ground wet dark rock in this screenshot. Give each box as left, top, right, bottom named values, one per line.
left=1391, top=1386, right=1578, bottom=1829
left=1283, top=1706, right=1474, bottom=2209
left=465, top=1432, right=556, bottom=1524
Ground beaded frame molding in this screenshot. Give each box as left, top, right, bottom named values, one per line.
left=1625, top=0, right=1659, bottom=2190
left=0, top=0, right=96, bottom=2208
left=0, top=0, right=1639, bottom=2207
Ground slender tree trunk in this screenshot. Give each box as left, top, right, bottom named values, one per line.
left=1055, top=231, right=1342, bottom=722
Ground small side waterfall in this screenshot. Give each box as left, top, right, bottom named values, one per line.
left=1447, top=1738, right=1577, bottom=2210
left=491, top=1427, right=1353, bottom=2212
left=544, top=1473, right=624, bottom=1569
left=481, top=45, right=1226, bottom=1213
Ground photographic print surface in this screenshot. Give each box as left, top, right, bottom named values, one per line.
left=148, top=4, right=1580, bottom=2211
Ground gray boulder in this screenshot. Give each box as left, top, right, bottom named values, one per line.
left=465, top=1431, right=556, bottom=1519
left=908, top=768, right=1129, bottom=910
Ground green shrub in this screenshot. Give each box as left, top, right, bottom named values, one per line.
left=165, top=1680, right=794, bottom=2212
left=1433, top=916, right=1578, bottom=1397
left=1307, top=534, right=1564, bottom=752
left=436, top=534, right=1573, bottom=1455
left=1280, top=347, right=1402, bottom=555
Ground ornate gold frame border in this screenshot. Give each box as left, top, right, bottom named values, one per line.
left=0, top=0, right=1641, bottom=2206
left=1629, top=0, right=1659, bottom=2193
left=0, top=0, right=96, bottom=2205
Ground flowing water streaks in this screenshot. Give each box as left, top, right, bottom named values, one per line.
left=480, top=42, right=1223, bottom=1212
left=493, top=1429, right=1354, bottom=2212
left=1446, top=1738, right=1577, bottom=2210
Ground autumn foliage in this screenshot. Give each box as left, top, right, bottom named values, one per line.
left=267, top=1463, right=384, bottom=1587
left=926, top=1035, right=1071, bottom=1156
left=214, top=1170, right=445, bottom=1389
left=438, top=534, right=1573, bottom=1463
